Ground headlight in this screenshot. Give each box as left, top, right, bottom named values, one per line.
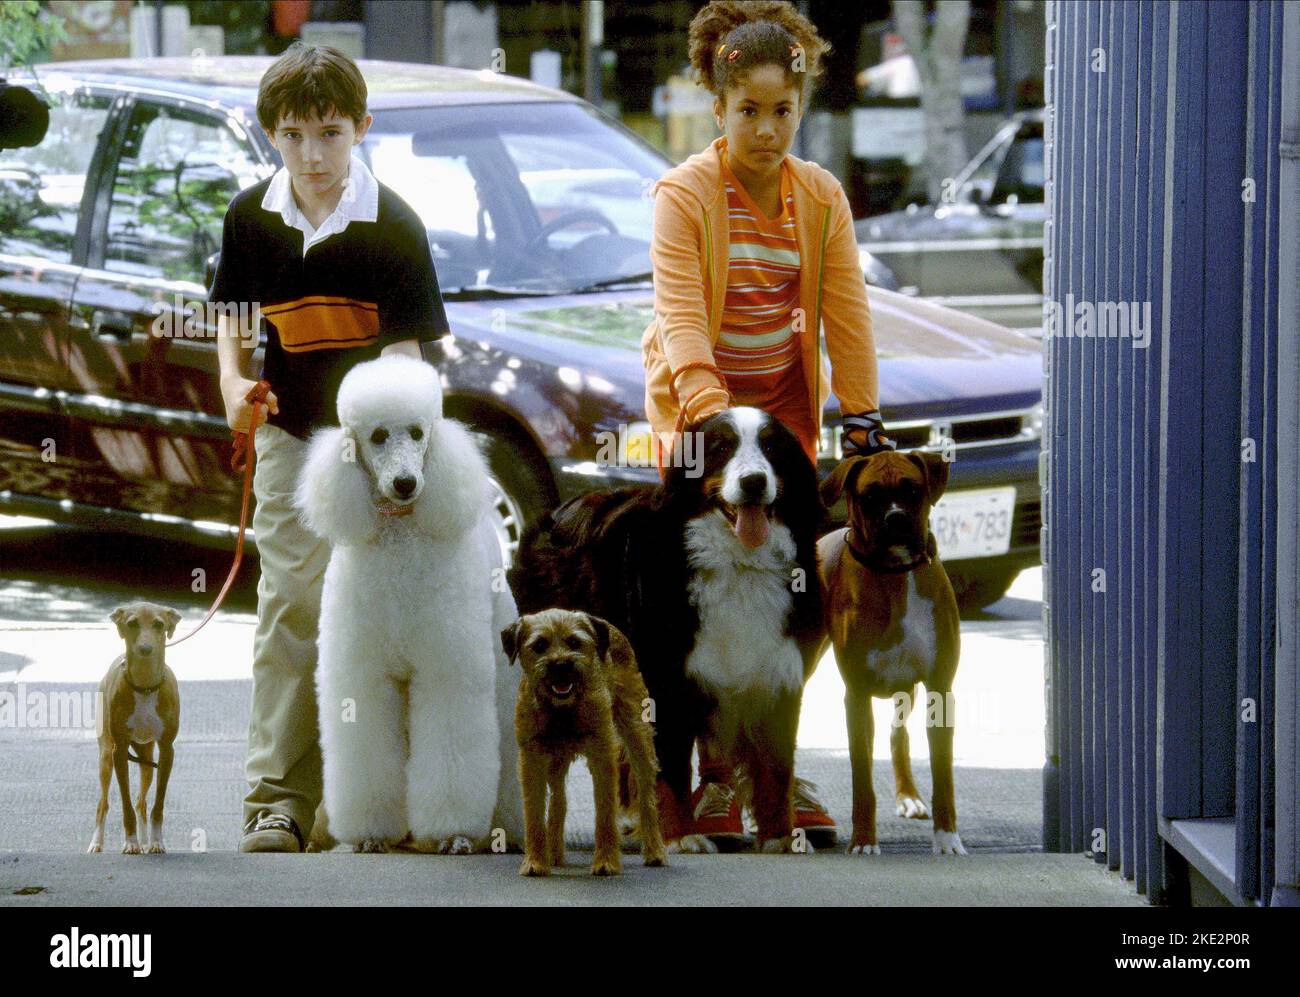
left=619, top=421, right=657, bottom=467
left=1024, top=402, right=1044, bottom=439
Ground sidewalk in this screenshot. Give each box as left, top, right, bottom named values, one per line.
left=0, top=540, right=1145, bottom=905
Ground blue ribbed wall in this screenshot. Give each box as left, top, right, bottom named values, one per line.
left=1042, top=0, right=1288, bottom=904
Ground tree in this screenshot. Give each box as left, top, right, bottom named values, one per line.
left=893, top=0, right=970, bottom=204
left=0, top=1, right=67, bottom=70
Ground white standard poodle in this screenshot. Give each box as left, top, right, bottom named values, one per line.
left=295, top=353, right=524, bottom=854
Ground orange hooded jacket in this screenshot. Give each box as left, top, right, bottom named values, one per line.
left=641, top=136, right=881, bottom=462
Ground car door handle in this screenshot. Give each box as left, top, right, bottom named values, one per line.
left=91, top=310, right=138, bottom=341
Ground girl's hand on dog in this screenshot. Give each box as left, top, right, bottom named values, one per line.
left=221, top=374, right=280, bottom=431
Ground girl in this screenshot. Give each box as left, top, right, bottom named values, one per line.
left=641, top=0, right=895, bottom=848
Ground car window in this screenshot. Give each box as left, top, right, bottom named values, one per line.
left=991, top=135, right=1045, bottom=204
left=367, top=134, right=496, bottom=291
left=963, top=123, right=1044, bottom=206
left=0, top=89, right=112, bottom=263
left=499, top=131, right=653, bottom=247
left=363, top=103, right=666, bottom=293
left=104, top=102, right=266, bottom=284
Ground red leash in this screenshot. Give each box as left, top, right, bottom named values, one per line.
left=167, top=380, right=272, bottom=647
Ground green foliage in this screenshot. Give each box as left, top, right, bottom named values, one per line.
left=0, top=1, right=68, bottom=69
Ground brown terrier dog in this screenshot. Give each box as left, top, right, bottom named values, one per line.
left=89, top=601, right=182, bottom=854
left=502, top=609, right=667, bottom=876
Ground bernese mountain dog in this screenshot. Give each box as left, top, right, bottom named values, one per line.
left=508, top=407, right=825, bottom=850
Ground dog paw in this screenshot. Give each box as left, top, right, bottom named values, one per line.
left=145, top=841, right=166, bottom=854
left=519, top=856, right=550, bottom=877
left=86, top=842, right=102, bottom=854
left=122, top=840, right=141, bottom=855
left=759, top=835, right=815, bottom=854
left=848, top=841, right=881, bottom=855
left=896, top=795, right=930, bottom=819
left=642, top=848, right=668, bottom=868
left=932, top=830, right=967, bottom=855
left=436, top=835, right=475, bottom=855
left=667, top=833, right=718, bottom=855
left=356, top=837, right=391, bottom=853
left=591, top=854, right=621, bottom=877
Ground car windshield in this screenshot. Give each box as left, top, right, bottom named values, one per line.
left=361, top=102, right=667, bottom=295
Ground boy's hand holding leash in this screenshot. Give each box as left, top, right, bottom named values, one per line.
left=221, top=373, right=280, bottom=433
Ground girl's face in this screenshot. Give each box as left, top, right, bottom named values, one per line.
left=714, top=63, right=802, bottom=182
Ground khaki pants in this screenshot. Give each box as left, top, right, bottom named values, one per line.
left=243, top=422, right=330, bottom=836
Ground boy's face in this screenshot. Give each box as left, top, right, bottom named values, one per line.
left=714, top=64, right=802, bottom=183
left=266, top=109, right=373, bottom=201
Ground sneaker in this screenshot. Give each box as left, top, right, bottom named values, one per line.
left=792, top=778, right=838, bottom=848
left=239, top=810, right=303, bottom=853
left=689, top=779, right=748, bottom=849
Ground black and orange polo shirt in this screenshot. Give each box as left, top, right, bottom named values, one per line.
left=208, top=173, right=449, bottom=440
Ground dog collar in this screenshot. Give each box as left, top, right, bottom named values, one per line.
left=844, top=534, right=932, bottom=574
left=123, top=661, right=164, bottom=695
left=376, top=500, right=414, bottom=517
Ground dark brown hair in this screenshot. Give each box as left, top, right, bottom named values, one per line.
left=687, top=1, right=829, bottom=107
left=256, top=43, right=368, bottom=132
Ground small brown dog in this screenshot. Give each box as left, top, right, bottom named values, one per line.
left=89, top=601, right=181, bottom=854
left=502, top=609, right=667, bottom=876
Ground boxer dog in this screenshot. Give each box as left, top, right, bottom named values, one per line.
left=818, top=450, right=966, bottom=856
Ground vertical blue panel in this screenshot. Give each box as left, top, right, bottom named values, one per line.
left=1101, top=0, right=1129, bottom=875
left=1125, top=0, right=1151, bottom=893
left=1258, top=0, right=1281, bottom=908
left=1063, top=0, right=1088, bottom=852
left=1079, top=0, right=1099, bottom=856
left=1235, top=0, right=1266, bottom=901
left=1199, top=0, right=1246, bottom=816
left=1142, top=0, right=1170, bottom=897
left=1041, top=0, right=1059, bottom=853
left=1158, top=0, right=1206, bottom=820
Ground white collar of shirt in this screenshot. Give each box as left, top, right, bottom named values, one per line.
left=261, top=154, right=379, bottom=257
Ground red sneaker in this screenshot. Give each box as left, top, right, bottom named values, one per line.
left=793, top=777, right=838, bottom=849
left=655, top=779, right=690, bottom=842
left=689, top=779, right=749, bottom=848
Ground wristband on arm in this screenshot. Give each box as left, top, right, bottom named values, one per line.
left=840, top=410, right=896, bottom=457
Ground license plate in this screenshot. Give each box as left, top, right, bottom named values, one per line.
left=929, top=486, right=1016, bottom=559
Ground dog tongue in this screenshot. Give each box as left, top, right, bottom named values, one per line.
left=735, top=505, right=769, bottom=548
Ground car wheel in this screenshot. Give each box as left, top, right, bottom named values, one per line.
left=947, top=565, right=1021, bottom=615
left=480, top=432, right=550, bottom=568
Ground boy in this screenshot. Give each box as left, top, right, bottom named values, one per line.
left=210, top=44, right=449, bottom=852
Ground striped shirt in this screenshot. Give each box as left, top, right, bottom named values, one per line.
left=716, top=157, right=816, bottom=451
left=208, top=174, right=449, bottom=440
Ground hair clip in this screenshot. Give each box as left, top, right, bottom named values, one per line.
left=727, top=48, right=740, bottom=61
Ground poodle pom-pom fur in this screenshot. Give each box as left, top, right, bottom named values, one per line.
left=337, top=353, right=443, bottom=426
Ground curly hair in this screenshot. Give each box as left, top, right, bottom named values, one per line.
left=687, top=1, right=830, bottom=107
